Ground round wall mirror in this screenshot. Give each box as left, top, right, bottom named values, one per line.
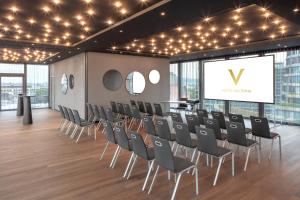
left=149, top=70, right=160, bottom=84
left=61, top=73, right=68, bottom=94
left=103, top=69, right=123, bottom=91
left=69, top=74, right=75, bottom=89
left=126, top=71, right=146, bottom=95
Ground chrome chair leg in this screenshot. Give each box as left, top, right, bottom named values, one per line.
left=142, top=160, right=154, bottom=191
left=123, top=153, right=135, bottom=178
left=194, top=166, right=199, bottom=195
left=269, top=138, right=274, bottom=160
left=213, top=157, right=223, bottom=186
left=278, top=135, right=282, bottom=158
left=171, top=173, right=182, bottom=200
left=232, top=152, right=235, bottom=176
left=127, top=155, right=138, bottom=180
left=100, top=142, right=109, bottom=160
left=111, top=148, right=121, bottom=168
left=110, top=146, right=120, bottom=167
left=244, top=148, right=251, bottom=171
left=76, top=127, right=85, bottom=143
left=148, top=166, right=160, bottom=195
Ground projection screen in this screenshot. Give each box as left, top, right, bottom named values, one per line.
left=204, top=55, right=274, bottom=103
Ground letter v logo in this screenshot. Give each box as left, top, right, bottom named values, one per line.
left=228, top=68, right=245, bottom=85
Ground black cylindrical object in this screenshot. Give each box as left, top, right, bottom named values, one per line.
left=23, top=96, right=33, bottom=125
left=17, top=94, right=24, bottom=116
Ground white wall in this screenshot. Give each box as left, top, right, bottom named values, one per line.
left=87, top=52, right=170, bottom=107
left=50, top=53, right=86, bottom=116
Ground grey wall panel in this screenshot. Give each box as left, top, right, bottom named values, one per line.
left=50, top=53, right=86, bottom=117
left=87, top=52, right=170, bottom=107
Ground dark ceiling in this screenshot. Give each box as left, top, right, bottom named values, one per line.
left=0, top=0, right=299, bottom=64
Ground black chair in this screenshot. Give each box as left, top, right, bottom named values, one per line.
left=226, top=121, right=260, bottom=171
left=185, top=114, right=201, bottom=134
left=113, top=126, right=133, bottom=176
left=204, top=118, right=227, bottom=145
left=211, top=111, right=227, bottom=130
left=124, top=104, right=133, bottom=126
left=137, top=101, right=146, bottom=114
left=117, top=103, right=125, bottom=118
left=125, top=131, right=155, bottom=180
left=105, top=108, right=124, bottom=127
left=57, top=105, right=66, bottom=129
left=66, top=108, right=76, bottom=136
left=99, top=121, right=118, bottom=161
left=153, top=103, right=167, bottom=118
left=195, top=127, right=234, bottom=186
left=250, top=116, right=282, bottom=160
left=92, top=105, right=102, bottom=139
left=97, top=105, right=107, bottom=133
left=145, top=102, right=154, bottom=116
left=196, top=109, right=208, bottom=125
left=228, top=113, right=252, bottom=134
left=130, top=105, right=143, bottom=131
left=110, top=101, right=118, bottom=115
left=169, top=112, right=183, bottom=123
left=72, top=109, right=93, bottom=143
left=144, top=137, right=199, bottom=200
left=143, top=116, right=157, bottom=142
left=87, top=103, right=95, bottom=122
left=155, top=118, right=176, bottom=143
left=130, top=100, right=136, bottom=106
left=173, top=122, right=198, bottom=162
left=62, top=106, right=71, bottom=133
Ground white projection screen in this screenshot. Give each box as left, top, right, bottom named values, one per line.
left=204, top=55, right=274, bottom=103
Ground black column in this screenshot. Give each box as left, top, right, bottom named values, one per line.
left=23, top=96, right=33, bottom=125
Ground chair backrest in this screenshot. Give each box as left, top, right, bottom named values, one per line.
left=155, top=118, right=172, bottom=140
left=130, top=100, right=136, bottom=106
left=93, top=105, right=100, bottom=119
left=173, top=122, right=193, bottom=147
left=204, top=118, right=223, bottom=140
left=211, top=111, right=226, bottom=129
left=228, top=113, right=245, bottom=128
left=131, top=105, right=142, bottom=119
left=115, top=125, right=131, bottom=150
left=110, top=101, right=118, bottom=113
left=130, top=131, right=150, bottom=160
left=103, top=121, right=117, bottom=144
left=196, top=127, right=219, bottom=155
left=145, top=102, right=153, bottom=115
left=152, top=136, right=175, bottom=171
left=185, top=114, right=200, bottom=134
left=137, top=101, right=146, bottom=113
left=250, top=116, right=271, bottom=138
left=143, top=116, right=156, bottom=136
left=117, top=103, right=125, bottom=115
left=196, top=109, right=208, bottom=125
left=153, top=103, right=163, bottom=117
left=63, top=106, right=70, bottom=121
left=124, top=104, right=133, bottom=117
left=72, top=109, right=81, bottom=125
left=67, top=108, right=75, bottom=123
left=226, top=121, right=248, bottom=146
left=98, top=106, right=107, bottom=120
left=58, top=105, right=65, bottom=118
left=87, top=103, right=94, bottom=117
left=170, top=112, right=183, bottom=123
left=105, top=108, right=115, bottom=122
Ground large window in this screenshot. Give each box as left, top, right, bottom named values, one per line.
left=0, top=63, right=24, bottom=73
left=203, top=100, right=225, bottom=112
left=230, top=102, right=258, bottom=117
left=170, top=63, right=179, bottom=100
left=180, top=61, right=199, bottom=99
left=27, top=65, right=49, bottom=108
left=265, top=51, right=300, bottom=124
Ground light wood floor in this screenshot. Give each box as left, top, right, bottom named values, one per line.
left=0, top=109, right=300, bottom=200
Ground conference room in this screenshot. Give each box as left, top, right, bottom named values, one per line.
left=0, top=0, right=299, bottom=199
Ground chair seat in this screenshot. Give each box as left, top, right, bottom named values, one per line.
left=210, top=147, right=231, bottom=157
left=217, top=133, right=227, bottom=141
left=245, top=128, right=252, bottom=134
left=270, top=132, right=280, bottom=139
left=173, top=157, right=194, bottom=173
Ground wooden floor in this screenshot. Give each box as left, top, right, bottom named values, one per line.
left=0, top=109, right=300, bottom=200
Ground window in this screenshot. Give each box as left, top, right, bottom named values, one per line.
left=264, top=51, right=300, bottom=124
left=0, top=63, right=24, bottom=73
left=180, top=61, right=199, bottom=99
left=26, top=65, right=49, bottom=108
left=203, top=99, right=225, bottom=112
left=170, top=63, right=179, bottom=100
left=230, top=102, right=259, bottom=117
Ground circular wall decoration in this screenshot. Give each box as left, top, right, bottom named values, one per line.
left=126, top=71, right=146, bottom=95
left=69, top=74, right=75, bottom=89
left=61, top=73, right=68, bottom=94
left=149, top=70, right=160, bottom=84
left=103, top=69, right=123, bottom=91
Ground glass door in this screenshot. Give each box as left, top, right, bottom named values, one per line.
left=0, top=76, right=24, bottom=110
